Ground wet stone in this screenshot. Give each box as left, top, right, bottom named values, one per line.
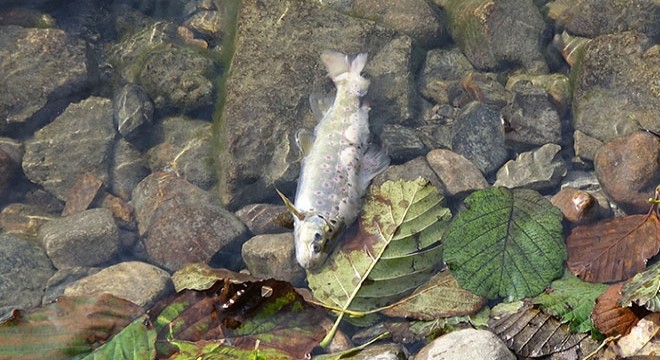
left=451, top=101, right=508, bottom=176
left=0, top=26, right=87, bottom=129
left=0, top=234, right=55, bottom=317
left=373, top=156, right=444, bottom=194
left=352, top=0, right=447, bottom=48
left=502, top=81, right=562, bottom=149
left=459, top=72, right=510, bottom=109
left=64, top=261, right=172, bottom=308
left=494, top=143, right=567, bottom=191
left=184, top=10, right=224, bottom=39
left=505, top=73, right=571, bottom=118
left=0, top=203, right=55, bottom=239
left=101, top=194, right=136, bottom=231
left=573, top=130, right=603, bottom=163
left=438, top=0, right=547, bottom=72
left=42, top=266, right=101, bottom=304
left=146, top=116, right=216, bottom=190
left=595, top=131, right=660, bottom=214
left=241, top=233, right=305, bottom=286
left=415, top=328, right=515, bottom=360
left=0, top=148, right=17, bottom=200
left=235, top=203, right=292, bottom=235
left=39, top=208, right=121, bottom=269
left=347, top=343, right=407, bottom=360
left=551, top=187, right=609, bottom=225
left=132, top=172, right=248, bottom=272
left=61, top=173, right=104, bottom=217
left=23, top=97, right=115, bottom=201
left=113, top=84, right=154, bottom=143
left=380, top=124, right=428, bottom=163
left=111, top=138, right=150, bottom=201
left=418, top=48, right=474, bottom=105
left=426, top=149, right=488, bottom=197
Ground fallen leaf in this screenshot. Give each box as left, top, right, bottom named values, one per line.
left=0, top=294, right=142, bottom=360
left=566, top=209, right=660, bottom=283
left=171, top=262, right=262, bottom=292
left=609, top=313, right=660, bottom=357
left=381, top=270, right=486, bottom=320
left=592, top=283, right=642, bottom=337
left=620, top=260, right=660, bottom=312
left=81, top=314, right=156, bottom=360
left=488, top=305, right=587, bottom=357
left=444, top=187, right=566, bottom=300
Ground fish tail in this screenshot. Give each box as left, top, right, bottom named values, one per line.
left=321, top=51, right=370, bottom=95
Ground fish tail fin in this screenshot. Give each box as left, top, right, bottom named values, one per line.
left=321, top=51, right=370, bottom=95
left=358, top=145, right=390, bottom=192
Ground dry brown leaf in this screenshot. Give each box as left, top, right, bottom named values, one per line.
left=592, top=283, right=643, bottom=337
left=608, top=313, right=660, bottom=357
left=567, top=209, right=660, bottom=283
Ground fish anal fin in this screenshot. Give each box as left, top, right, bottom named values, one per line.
left=358, top=145, right=390, bottom=192
left=309, top=94, right=335, bottom=121
left=295, top=129, right=315, bottom=156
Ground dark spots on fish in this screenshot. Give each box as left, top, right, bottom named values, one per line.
left=316, top=200, right=325, bottom=206
left=334, top=205, right=340, bottom=211
left=315, top=190, right=322, bottom=196
left=325, top=155, right=333, bottom=161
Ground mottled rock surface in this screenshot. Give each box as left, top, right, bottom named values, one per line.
left=414, top=328, right=515, bottom=360
left=235, top=203, right=291, bottom=235
left=349, top=343, right=407, bottom=360
left=595, top=131, right=660, bottom=214
left=494, top=143, right=567, bottom=191
left=64, top=261, right=171, bottom=308
left=39, top=208, right=121, bottom=269
left=0, top=234, right=55, bottom=316
left=0, top=203, right=54, bottom=239
left=0, top=25, right=87, bottom=129
left=132, top=172, right=248, bottom=272
left=241, top=233, right=305, bottom=285
left=42, top=266, right=101, bottom=304
left=217, top=0, right=396, bottom=209
left=419, top=48, right=474, bottom=105
left=111, top=138, right=150, bottom=201
left=373, top=156, right=445, bottom=194
left=113, top=84, right=154, bottom=142
left=380, top=125, right=427, bottom=163
left=459, top=72, right=509, bottom=109
left=23, top=97, right=115, bottom=201
left=451, top=101, right=508, bottom=175
left=426, top=149, right=488, bottom=197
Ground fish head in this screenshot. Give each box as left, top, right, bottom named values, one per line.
left=294, top=214, right=339, bottom=269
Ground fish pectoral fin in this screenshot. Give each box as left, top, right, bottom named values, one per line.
left=309, top=94, right=335, bottom=121
left=275, top=188, right=305, bottom=221
left=358, top=145, right=391, bottom=191
left=295, top=129, right=315, bottom=157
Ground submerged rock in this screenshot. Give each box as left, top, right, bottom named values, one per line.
left=241, top=233, right=305, bottom=286
left=23, top=97, right=115, bottom=201
left=235, top=203, right=291, bottom=235
left=418, top=48, right=473, bottom=105
left=494, top=143, right=566, bottom=191
left=426, top=149, right=488, bottom=197
left=113, top=84, right=154, bottom=143
left=415, top=328, right=515, bottom=360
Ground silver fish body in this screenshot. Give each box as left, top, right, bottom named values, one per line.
left=283, top=51, right=390, bottom=270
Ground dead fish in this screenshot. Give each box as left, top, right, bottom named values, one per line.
left=277, top=51, right=390, bottom=270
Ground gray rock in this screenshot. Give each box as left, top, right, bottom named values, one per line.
left=39, top=208, right=121, bottom=269
left=350, top=343, right=408, bottom=360
left=111, top=138, right=150, bottom=201
left=451, top=101, right=508, bottom=175
left=504, top=73, right=571, bottom=118
left=494, top=143, right=567, bottom=191
left=113, top=84, right=154, bottom=142
left=459, top=72, right=510, bottom=109
left=380, top=125, right=428, bottom=163
left=0, top=25, right=87, bottom=129
left=560, top=170, right=600, bottom=191
left=146, top=116, right=216, bottom=190
left=235, top=203, right=291, bottom=235
left=426, top=149, right=488, bottom=197
left=0, top=234, right=55, bottom=317
left=64, top=261, right=172, bottom=308
left=0, top=203, right=55, bottom=239
left=418, top=48, right=474, bottom=105
left=0, top=148, right=18, bottom=200
left=437, top=0, right=548, bottom=72
left=0, top=137, right=23, bottom=165
left=502, top=81, right=562, bottom=148
left=573, top=32, right=660, bottom=143
left=216, top=0, right=396, bottom=209
left=23, top=97, right=115, bottom=201
left=414, top=328, right=515, bottom=360
left=132, top=172, right=248, bottom=272
left=573, top=130, right=603, bottom=163
left=373, top=156, right=444, bottom=194
left=241, top=233, right=305, bottom=286
left=42, top=266, right=101, bottom=304
left=352, top=0, right=447, bottom=48
left=549, top=0, right=659, bottom=41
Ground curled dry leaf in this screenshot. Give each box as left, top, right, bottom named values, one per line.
left=608, top=313, right=660, bottom=357
left=567, top=205, right=660, bottom=283
left=592, top=283, right=642, bottom=337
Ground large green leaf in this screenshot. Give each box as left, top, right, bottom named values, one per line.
left=81, top=315, right=156, bottom=360
left=444, top=187, right=566, bottom=300
left=307, top=178, right=451, bottom=314
left=620, top=260, right=660, bottom=311
left=532, top=272, right=607, bottom=333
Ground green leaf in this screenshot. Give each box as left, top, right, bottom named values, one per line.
left=0, top=294, right=142, bottom=360
left=167, top=339, right=292, bottom=359
left=307, top=178, right=451, bottom=314
left=381, top=271, right=486, bottom=320
left=444, top=187, right=566, bottom=300
left=81, top=315, right=156, bottom=360
left=620, top=260, right=660, bottom=311
left=532, top=272, right=607, bottom=333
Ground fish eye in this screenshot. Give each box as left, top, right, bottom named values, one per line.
left=312, top=243, right=322, bottom=253
left=313, top=232, right=322, bottom=241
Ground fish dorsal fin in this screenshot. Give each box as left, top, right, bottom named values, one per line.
left=275, top=188, right=305, bottom=221
left=309, top=94, right=335, bottom=121
left=295, top=129, right=315, bottom=156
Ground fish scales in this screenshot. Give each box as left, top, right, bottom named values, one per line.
left=279, top=51, right=390, bottom=270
